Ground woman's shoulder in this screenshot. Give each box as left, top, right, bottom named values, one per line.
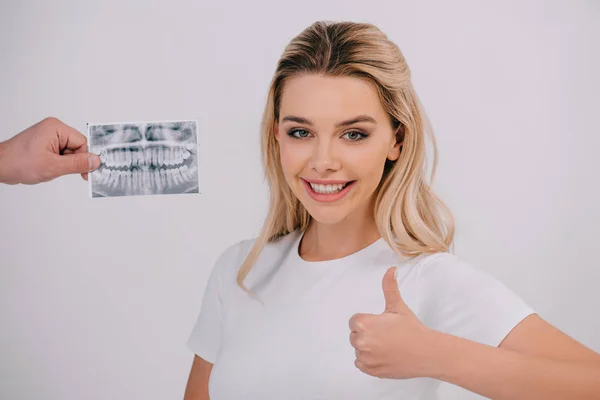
left=408, top=250, right=522, bottom=301
left=223, top=230, right=299, bottom=256
left=410, top=251, right=487, bottom=281
left=411, top=251, right=461, bottom=269
left=213, top=230, right=301, bottom=272
left=408, top=251, right=535, bottom=347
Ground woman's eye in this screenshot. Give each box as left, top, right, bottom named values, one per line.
left=288, top=129, right=311, bottom=139
left=343, top=131, right=368, bottom=141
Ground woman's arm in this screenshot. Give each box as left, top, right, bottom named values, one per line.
left=183, top=355, right=213, bottom=400
left=430, top=314, right=600, bottom=400
left=350, top=268, right=600, bottom=398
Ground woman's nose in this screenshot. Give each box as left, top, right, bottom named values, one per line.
left=309, top=139, right=341, bottom=173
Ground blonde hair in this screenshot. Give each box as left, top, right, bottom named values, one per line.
left=236, top=20, right=454, bottom=294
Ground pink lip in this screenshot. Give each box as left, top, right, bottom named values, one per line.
left=301, top=179, right=355, bottom=203
left=302, top=178, right=352, bottom=185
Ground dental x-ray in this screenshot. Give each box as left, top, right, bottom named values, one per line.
left=87, top=120, right=199, bottom=198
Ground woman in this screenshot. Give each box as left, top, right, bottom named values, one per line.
left=184, top=21, right=600, bottom=399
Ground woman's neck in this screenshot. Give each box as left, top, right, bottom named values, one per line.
left=299, top=209, right=381, bottom=262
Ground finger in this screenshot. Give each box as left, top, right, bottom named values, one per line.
left=349, top=331, right=358, bottom=347
left=50, top=152, right=101, bottom=178
left=349, top=313, right=369, bottom=332
left=354, top=359, right=367, bottom=373
left=65, top=145, right=97, bottom=179
left=62, top=147, right=88, bottom=155
left=55, top=121, right=88, bottom=153
left=382, top=266, right=407, bottom=314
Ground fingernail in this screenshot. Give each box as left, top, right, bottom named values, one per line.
left=88, top=154, right=101, bottom=170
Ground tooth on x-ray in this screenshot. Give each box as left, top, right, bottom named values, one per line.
left=87, top=120, right=200, bottom=198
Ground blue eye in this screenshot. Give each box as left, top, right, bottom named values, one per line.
left=288, top=129, right=311, bottom=139
left=286, top=129, right=368, bottom=141
left=343, top=131, right=368, bottom=141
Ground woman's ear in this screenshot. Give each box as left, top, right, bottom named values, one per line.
left=395, top=124, right=405, bottom=145
left=387, top=125, right=404, bottom=161
left=274, top=122, right=280, bottom=141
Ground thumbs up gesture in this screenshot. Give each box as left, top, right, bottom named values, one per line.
left=349, top=266, right=440, bottom=379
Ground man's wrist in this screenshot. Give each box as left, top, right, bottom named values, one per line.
left=0, top=141, right=6, bottom=183
left=0, top=140, right=14, bottom=184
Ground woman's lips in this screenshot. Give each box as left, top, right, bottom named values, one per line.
left=301, top=179, right=355, bottom=203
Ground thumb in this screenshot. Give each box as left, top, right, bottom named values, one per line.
left=52, top=152, right=101, bottom=177
left=382, top=266, right=406, bottom=313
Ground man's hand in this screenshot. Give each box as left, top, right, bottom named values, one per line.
left=0, top=117, right=101, bottom=185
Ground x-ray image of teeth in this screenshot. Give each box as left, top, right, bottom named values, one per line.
left=87, top=120, right=200, bottom=198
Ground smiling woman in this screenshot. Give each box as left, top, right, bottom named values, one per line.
left=183, top=21, right=600, bottom=400
left=274, top=74, right=403, bottom=226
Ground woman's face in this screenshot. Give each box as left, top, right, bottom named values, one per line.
left=274, top=73, right=401, bottom=225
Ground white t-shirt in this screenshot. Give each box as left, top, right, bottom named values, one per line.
left=187, top=230, right=535, bottom=399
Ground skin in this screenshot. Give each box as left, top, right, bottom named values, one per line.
left=274, top=73, right=402, bottom=261
left=0, top=117, right=101, bottom=184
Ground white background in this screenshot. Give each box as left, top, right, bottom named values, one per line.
left=1, top=1, right=598, bottom=399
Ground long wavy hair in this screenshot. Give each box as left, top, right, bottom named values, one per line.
left=236, top=20, right=454, bottom=295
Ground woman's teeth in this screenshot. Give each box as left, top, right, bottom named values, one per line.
left=309, top=182, right=348, bottom=194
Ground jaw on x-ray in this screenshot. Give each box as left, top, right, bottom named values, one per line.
left=87, top=120, right=200, bottom=198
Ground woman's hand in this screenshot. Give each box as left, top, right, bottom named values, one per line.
left=349, top=266, right=442, bottom=379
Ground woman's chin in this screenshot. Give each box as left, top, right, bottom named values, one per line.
left=300, top=202, right=353, bottom=225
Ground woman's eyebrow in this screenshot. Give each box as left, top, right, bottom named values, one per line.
left=281, top=115, right=377, bottom=127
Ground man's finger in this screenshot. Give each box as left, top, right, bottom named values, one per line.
left=51, top=152, right=101, bottom=177
left=55, top=121, right=88, bottom=152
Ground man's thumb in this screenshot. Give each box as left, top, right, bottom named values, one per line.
left=382, top=266, right=405, bottom=313
left=54, top=153, right=101, bottom=176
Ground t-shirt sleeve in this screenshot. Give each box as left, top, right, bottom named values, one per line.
left=415, top=252, right=536, bottom=347
left=186, top=246, right=234, bottom=364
